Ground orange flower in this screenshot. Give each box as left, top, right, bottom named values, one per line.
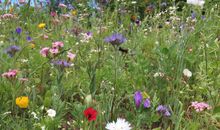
left=16, top=96, right=29, bottom=108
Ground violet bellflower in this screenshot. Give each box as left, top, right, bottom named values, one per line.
left=5, top=45, right=21, bottom=57
left=134, top=91, right=143, bottom=108
left=104, top=33, right=126, bottom=46
left=16, top=27, right=22, bottom=35
left=156, top=105, right=171, bottom=117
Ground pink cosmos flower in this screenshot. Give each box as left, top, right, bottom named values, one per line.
left=58, top=3, right=67, bottom=8
left=50, top=48, right=59, bottom=55
left=52, top=41, right=64, bottom=49
left=67, top=52, right=76, bottom=61
left=40, top=47, right=50, bottom=57
left=191, top=101, right=211, bottom=112
left=2, top=69, right=18, bottom=79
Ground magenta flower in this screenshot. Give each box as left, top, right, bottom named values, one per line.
left=134, top=91, right=143, bottom=108
left=40, top=47, right=50, bottom=57
left=191, top=101, right=211, bottom=112
left=2, top=69, right=18, bottom=79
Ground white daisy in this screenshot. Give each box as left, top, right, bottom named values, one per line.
left=106, top=118, right=132, bottom=130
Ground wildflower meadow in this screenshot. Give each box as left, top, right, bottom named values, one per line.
left=0, top=0, right=220, bottom=129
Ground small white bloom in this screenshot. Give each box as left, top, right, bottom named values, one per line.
left=106, top=118, right=132, bottom=130
left=41, top=125, right=46, bottom=130
left=183, top=69, right=192, bottom=78
left=47, top=109, right=56, bottom=118
left=154, top=72, right=164, bottom=78
left=31, top=112, right=39, bottom=119
left=187, top=0, right=205, bottom=7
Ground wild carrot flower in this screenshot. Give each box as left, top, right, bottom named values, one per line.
left=187, top=0, right=205, bottom=7
left=156, top=105, right=171, bottom=117
left=134, top=91, right=142, bottom=108
left=2, top=69, right=18, bottom=79
left=104, top=33, right=126, bottom=46
left=84, top=107, right=97, bottom=121
left=40, top=47, right=50, bottom=57
left=16, top=96, right=29, bottom=108
left=5, top=45, right=20, bottom=57
left=105, top=118, right=132, bottom=130
left=183, top=69, right=192, bottom=78
left=47, top=109, right=56, bottom=118
left=191, top=101, right=211, bottom=112
left=80, top=32, right=93, bottom=43
left=38, top=23, right=46, bottom=29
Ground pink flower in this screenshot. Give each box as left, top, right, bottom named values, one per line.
left=41, top=34, right=49, bottom=40
left=191, top=101, right=211, bottom=112
left=1, top=14, right=14, bottom=19
left=50, top=48, right=59, bottom=55
left=52, top=41, right=64, bottom=49
left=19, top=78, right=28, bottom=83
left=61, top=14, right=71, bottom=19
left=18, top=0, right=26, bottom=4
left=58, top=3, right=67, bottom=8
left=40, top=47, right=50, bottom=57
left=67, top=52, right=76, bottom=61
left=50, top=11, right=57, bottom=17
left=2, top=69, right=18, bottom=79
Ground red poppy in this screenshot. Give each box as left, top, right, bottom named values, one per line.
left=84, top=107, right=97, bottom=121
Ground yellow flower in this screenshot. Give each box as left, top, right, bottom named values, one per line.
left=16, top=96, right=29, bottom=108
left=9, top=7, right=13, bottom=13
left=71, top=10, right=77, bottom=16
left=38, top=23, right=46, bottom=29
left=30, top=43, right=36, bottom=49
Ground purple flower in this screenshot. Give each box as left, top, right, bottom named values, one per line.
left=144, top=98, right=151, bottom=108
left=156, top=105, right=171, bottom=117
left=26, top=36, right=32, bottom=42
left=104, top=33, right=126, bottom=46
left=16, top=27, right=22, bottom=35
left=160, top=2, right=167, bottom=7
left=5, top=45, right=21, bottom=57
left=191, top=11, right=196, bottom=19
left=134, top=91, right=142, bottom=108
left=52, top=60, right=71, bottom=68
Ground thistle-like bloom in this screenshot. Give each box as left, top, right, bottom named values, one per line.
left=52, top=60, right=71, bottom=68
left=16, top=96, right=29, bottom=108
left=144, top=98, right=151, bottom=108
left=104, top=33, right=126, bottom=46
left=191, top=101, right=211, bottom=112
left=134, top=91, right=142, bottom=108
left=2, top=69, right=18, bottom=79
left=40, top=47, right=50, bottom=57
left=106, top=118, right=132, bottom=130
left=156, top=105, right=171, bottom=117
left=5, top=45, right=20, bottom=57
left=16, top=27, right=22, bottom=35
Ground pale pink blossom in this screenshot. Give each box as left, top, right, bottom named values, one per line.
left=58, top=3, right=67, bottom=8
left=18, top=0, right=26, bottom=4
left=40, top=47, right=50, bottom=57
left=67, top=52, right=76, bottom=60
left=1, top=14, right=14, bottom=19
left=52, top=41, right=64, bottom=49
left=43, top=34, right=49, bottom=39
left=50, top=48, right=59, bottom=55
left=191, top=101, right=211, bottom=112
left=2, top=69, right=18, bottom=79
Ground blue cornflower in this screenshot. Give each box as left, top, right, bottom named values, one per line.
left=16, top=27, right=22, bottom=35
left=191, top=11, right=196, bottom=19
left=52, top=60, right=71, bottom=68
left=156, top=105, right=171, bottom=117
left=5, top=45, right=21, bottom=57
left=26, top=36, right=32, bottom=42
left=104, top=33, right=126, bottom=46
